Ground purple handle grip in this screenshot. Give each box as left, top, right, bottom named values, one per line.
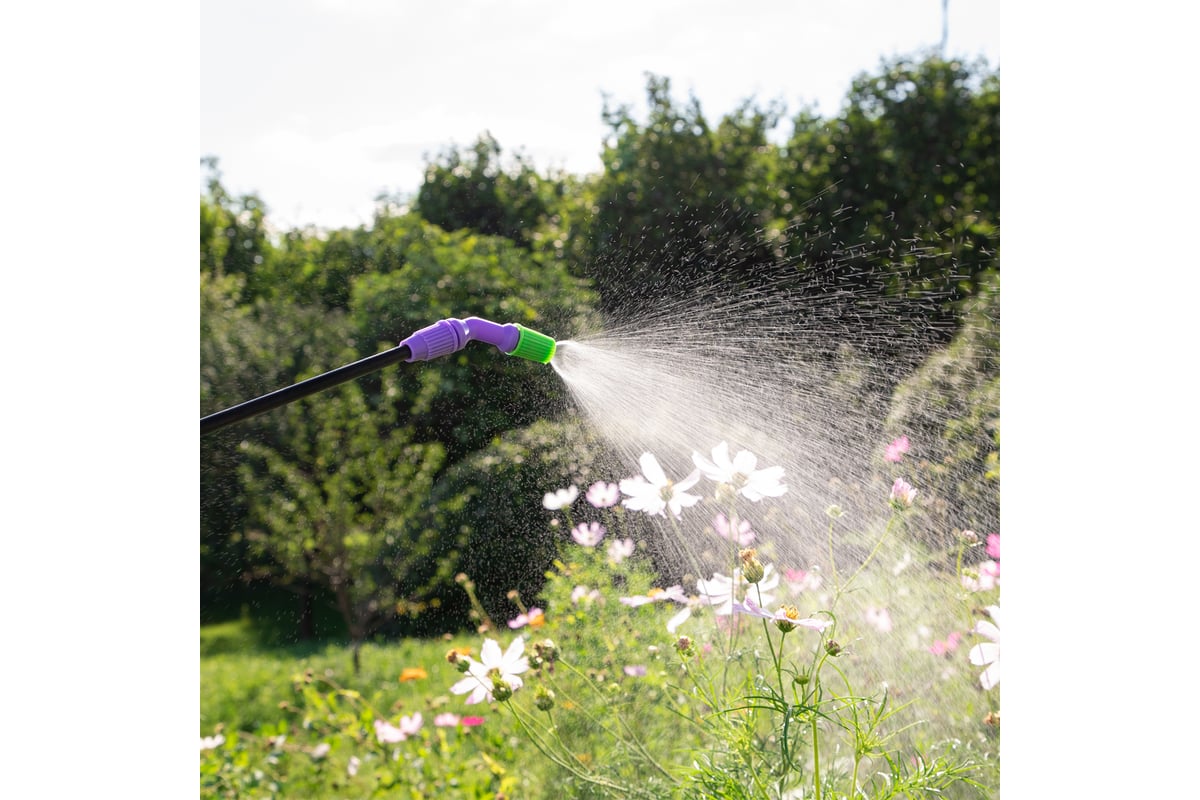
left=399, top=317, right=520, bottom=362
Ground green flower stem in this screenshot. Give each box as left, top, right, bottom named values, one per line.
left=826, top=515, right=841, bottom=593
left=835, top=514, right=898, bottom=608
left=504, top=701, right=629, bottom=793
left=674, top=655, right=721, bottom=717
left=720, top=498, right=742, bottom=695
left=553, top=659, right=678, bottom=784
left=811, top=710, right=822, bottom=800
left=755, top=583, right=786, bottom=700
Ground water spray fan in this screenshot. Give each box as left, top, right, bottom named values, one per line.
left=200, top=317, right=556, bottom=436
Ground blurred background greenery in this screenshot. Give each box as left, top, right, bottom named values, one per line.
left=200, top=53, right=1000, bottom=655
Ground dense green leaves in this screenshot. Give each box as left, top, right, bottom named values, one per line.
left=200, top=51, right=1000, bottom=641
left=585, top=75, right=785, bottom=310
left=237, top=373, right=444, bottom=659
left=414, top=132, right=565, bottom=249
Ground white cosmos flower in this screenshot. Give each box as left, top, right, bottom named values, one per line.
left=619, top=452, right=702, bottom=519
left=695, top=564, right=779, bottom=615
left=542, top=485, right=578, bottom=510
left=731, top=595, right=831, bottom=632
left=450, top=637, right=529, bottom=704
left=692, top=442, right=787, bottom=502
left=619, top=584, right=689, bottom=607
left=968, top=605, right=1001, bottom=690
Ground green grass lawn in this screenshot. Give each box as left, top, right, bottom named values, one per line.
left=201, top=538, right=999, bottom=799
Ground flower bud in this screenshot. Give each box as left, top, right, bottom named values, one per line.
left=533, top=638, right=558, bottom=665
left=714, top=483, right=739, bottom=506
left=824, top=639, right=843, bottom=657
left=775, top=605, right=800, bottom=634
left=534, top=685, right=556, bottom=711
left=740, top=549, right=764, bottom=584
left=675, top=635, right=695, bottom=657
left=490, top=673, right=514, bottom=702
left=889, top=478, right=917, bottom=510
left=825, top=504, right=844, bottom=519
left=960, top=529, right=980, bottom=545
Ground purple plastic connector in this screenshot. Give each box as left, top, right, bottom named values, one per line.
left=399, top=317, right=522, bottom=362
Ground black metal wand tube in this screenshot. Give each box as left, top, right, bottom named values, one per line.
left=200, top=343, right=412, bottom=436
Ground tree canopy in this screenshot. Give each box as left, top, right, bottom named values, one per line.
left=200, top=52, right=1000, bottom=642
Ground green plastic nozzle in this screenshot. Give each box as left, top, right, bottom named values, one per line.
left=508, top=324, right=557, bottom=363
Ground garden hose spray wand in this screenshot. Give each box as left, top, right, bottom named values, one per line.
left=199, top=317, right=556, bottom=436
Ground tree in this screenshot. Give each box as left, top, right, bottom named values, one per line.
left=347, top=214, right=599, bottom=463
left=200, top=270, right=361, bottom=610
left=238, top=373, right=445, bottom=672
left=200, top=156, right=275, bottom=303
left=778, top=53, right=1000, bottom=327
left=414, top=132, right=564, bottom=248
left=585, top=74, right=785, bottom=311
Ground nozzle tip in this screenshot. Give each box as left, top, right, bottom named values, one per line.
left=508, top=325, right=557, bottom=363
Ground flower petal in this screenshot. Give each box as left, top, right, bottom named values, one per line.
left=639, top=452, right=667, bottom=486
left=731, top=448, right=758, bottom=474
left=973, top=620, right=1000, bottom=643
left=674, top=467, right=702, bottom=493
left=480, top=638, right=502, bottom=667
left=503, top=637, right=527, bottom=671
left=979, top=660, right=1001, bottom=690
left=968, top=642, right=999, bottom=667
left=666, top=606, right=692, bottom=633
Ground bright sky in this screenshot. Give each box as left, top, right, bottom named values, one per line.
left=200, top=0, right=1000, bottom=231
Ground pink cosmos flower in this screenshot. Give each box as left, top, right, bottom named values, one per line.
left=310, top=742, right=331, bottom=759
left=713, top=513, right=755, bottom=546
left=783, top=567, right=822, bottom=594
left=969, top=605, right=1001, bottom=690
left=571, top=521, right=606, bottom=547
left=433, top=713, right=461, bottom=727
left=542, top=485, right=578, bottom=510
left=692, top=441, right=787, bottom=501
left=347, top=756, right=361, bottom=776
left=200, top=734, right=225, bottom=751
left=890, top=478, right=917, bottom=508
left=586, top=481, right=620, bottom=508
left=623, top=665, right=648, bottom=677
left=928, top=631, right=962, bottom=657
left=374, top=712, right=423, bottom=743
left=619, top=452, right=703, bottom=518
left=507, top=607, right=545, bottom=629
left=864, top=606, right=893, bottom=633
left=962, top=560, right=1000, bottom=592
left=986, top=533, right=1001, bottom=560
left=607, top=536, right=635, bottom=563
left=460, top=716, right=486, bottom=727
left=884, top=435, right=911, bottom=462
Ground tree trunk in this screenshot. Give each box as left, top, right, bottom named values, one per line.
left=298, top=583, right=315, bottom=641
